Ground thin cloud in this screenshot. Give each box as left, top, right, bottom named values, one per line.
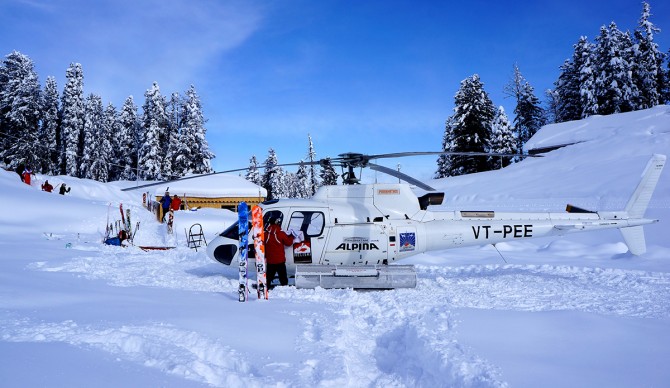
left=2, top=0, right=264, bottom=103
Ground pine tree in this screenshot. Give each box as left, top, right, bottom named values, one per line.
left=575, top=37, right=598, bottom=118
left=118, top=96, right=139, bottom=180
left=594, top=23, right=638, bottom=114
left=262, top=148, right=280, bottom=200
left=0, top=51, right=42, bottom=170
left=60, top=63, right=85, bottom=176
left=139, top=82, right=167, bottom=180
left=40, top=76, right=60, bottom=175
left=180, top=85, right=214, bottom=175
left=505, top=65, right=545, bottom=153
left=553, top=35, right=600, bottom=122
left=306, top=134, right=319, bottom=195
left=245, top=155, right=261, bottom=186
left=285, top=171, right=300, bottom=198
left=163, top=92, right=180, bottom=178
left=488, top=106, right=517, bottom=168
left=80, top=94, right=108, bottom=181
left=633, top=2, right=664, bottom=109
left=554, top=56, right=581, bottom=123
left=544, top=89, right=559, bottom=124
left=319, top=158, right=338, bottom=186
left=104, top=103, right=121, bottom=181
left=293, top=162, right=310, bottom=198
left=435, top=116, right=456, bottom=179
left=443, top=75, right=495, bottom=176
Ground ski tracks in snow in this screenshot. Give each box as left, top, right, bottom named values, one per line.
left=422, top=264, right=670, bottom=319
left=12, top=243, right=670, bottom=387
left=1, top=318, right=259, bottom=387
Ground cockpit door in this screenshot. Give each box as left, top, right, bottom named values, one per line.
left=286, top=210, right=326, bottom=264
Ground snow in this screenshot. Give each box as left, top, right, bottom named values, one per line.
left=1, top=106, right=670, bottom=387
left=148, top=173, right=268, bottom=198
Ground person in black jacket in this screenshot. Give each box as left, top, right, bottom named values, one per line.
left=59, top=183, right=71, bottom=195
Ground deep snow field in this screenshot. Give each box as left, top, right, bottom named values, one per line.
left=1, top=106, right=670, bottom=387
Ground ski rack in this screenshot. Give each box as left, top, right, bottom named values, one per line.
left=185, top=223, right=207, bottom=251
left=294, top=264, right=417, bottom=289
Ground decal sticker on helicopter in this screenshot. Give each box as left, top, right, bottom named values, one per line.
left=336, top=237, right=380, bottom=251
left=399, top=232, right=416, bottom=252
left=293, top=241, right=313, bottom=264
left=377, top=189, right=400, bottom=195
left=472, top=224, right=533, bottom=239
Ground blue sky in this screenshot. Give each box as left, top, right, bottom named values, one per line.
left=2, top=0, right=669, bottom=182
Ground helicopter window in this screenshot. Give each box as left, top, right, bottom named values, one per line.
left=288, top=211, right=325, bottom=237
left=263, top=210, right=284, bottom=230
left=219, top=221, right=252, bottom=240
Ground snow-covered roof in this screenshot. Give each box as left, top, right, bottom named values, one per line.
left=525, top=105, right=670, bottom=152
left=152, top=173, right=267, bottom=198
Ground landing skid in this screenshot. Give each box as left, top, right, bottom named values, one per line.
left=294, top=264, right=417, bottom=289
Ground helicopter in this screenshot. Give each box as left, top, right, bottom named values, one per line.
left=198, top=152, right=666, bottom=289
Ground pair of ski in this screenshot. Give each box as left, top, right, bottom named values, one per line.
left=238, top=202, right=268, bottom=302
left=105, top=203, right=134, bottom=241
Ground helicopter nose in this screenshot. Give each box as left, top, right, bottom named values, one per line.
left=207, top=236, right=238, bottom=265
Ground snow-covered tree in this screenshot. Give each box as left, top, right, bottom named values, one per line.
left=104, top=103, right=121, bottom=181
left=179, top=85, right=214, bottom=175
left=319, top=158, right=338, bottom=186
left=488, top=106, right=517, bottom=168
left=245, top=155, right=262, bottom=186
left=262, top=148, right=281, bottom=200
left=505, top=65, right=545, bottom=153
left=118, top=96, right=140, bottom=180
left=554, top=36, right=598, bottom=123
left=435, top=116, right=456, bottom=179
left=440, top=74, right=495, bottom=176
left=39, top=76, right=60, bottom=175
left=139, top=82, right=168, bottom=180
left=0, top=51, right=42, bottom=170
left=306, top=134, right=319, bottom=195
left=291, top=162, right=310, bottom=198
left=163, top=92, right=181, bottom=178
left=544, top=89, right=559, bottom=124
left=80, top=94, right=109, bottom=181
left=633, top=2, right=665, bottom=109
left=594, top=23, right=638, bottom=115
left=554, top=56, right=581, bottom=123
left=60, top=63, right=85, bottom=176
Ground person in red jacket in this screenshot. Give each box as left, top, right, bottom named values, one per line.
left=264, top=216, right=294, bottom=287
left=170, top=195, right=182, bottom=211
left=41, top=180, right=53, bottom=192
left=22, top=168, right=32, bottom=185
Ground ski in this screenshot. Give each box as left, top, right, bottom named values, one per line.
left=125, top=208, right=132, bottom=237
left=237, top=202, right=250, bottom=302
left=119, top=203, right=126, bottom=231
left=251, top=205, right=268, bottom=300
left=167, top=209, right=174, bottom=234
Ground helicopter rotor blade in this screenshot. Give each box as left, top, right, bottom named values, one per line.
left=366, top=151, right=541, bottom=160
left=368, top=162, right=436, bottom=191
left=121, top=161, right=318, bottom=192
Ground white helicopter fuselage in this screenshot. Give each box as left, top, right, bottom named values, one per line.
left=206, top=154, right=664, bottom=270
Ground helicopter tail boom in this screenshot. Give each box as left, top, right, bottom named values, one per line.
left=616, top=154, right=666, bottom=255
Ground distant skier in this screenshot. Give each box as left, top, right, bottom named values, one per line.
left=16, top=163, right=25, bottom=182
left=170, top=194, right=182, bottom=211
left=59, top=183, right=71, bottom=195
left=160, top=191, right=171, bottom=221
left=22, top=167, right=33, bottom=185
left=41, top=180, right=53, bottom=192
left=264, top=216, right=294, bottom=287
